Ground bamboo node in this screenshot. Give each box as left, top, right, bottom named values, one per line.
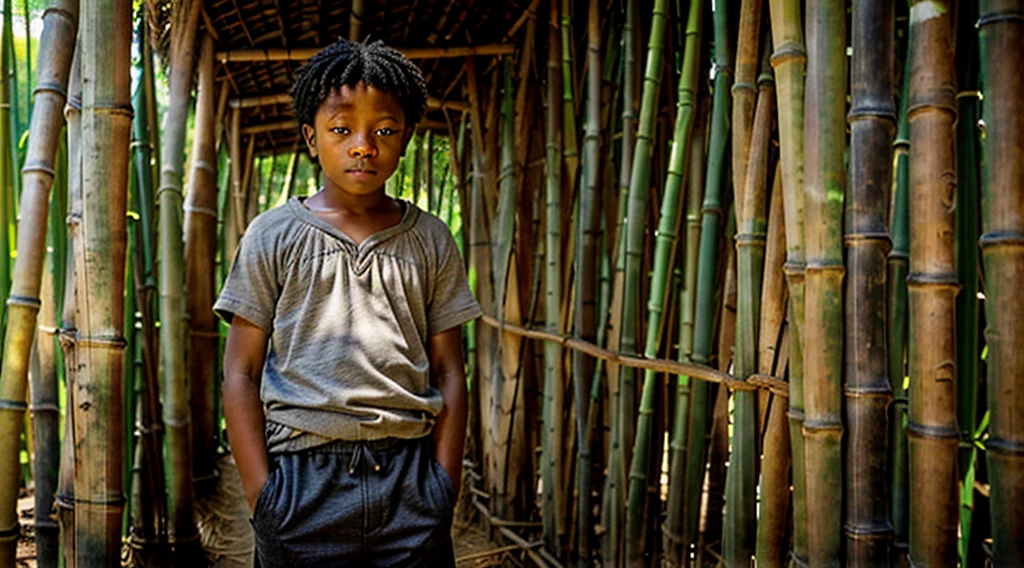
left=956, top=90, right=982, bottom=101
left=848, top=107, right=897, bottom=124
left=32, top=81, right=68, bottom=100
left=86, top=103, right=134, bottom=120
left=73, top=496, right=128, bottom=511
left=985, top=438, right=1024, bottom=457
left=6, top=294, right=42, bottom=309
left=843, top=522, right=895, bottom=539
left=183, top=204, right=219, bottom=219
left=157, top=184, right=185, bottom=200
left=21, top=161, right=56, bottom=179
left=0, top=399, right=29, bottom=411
left=0, top=522, right=19, bottom=540
left=731, top=81, right=757, bottom=95
left=41, top=6, right=76, bottom=25
left=905, top=272, right=959, bottom=291
left=977, top=11, right=1024, bottom=26
left=770, top=43, right=807, bottom=68
left=192, top=159, right=217, bottom=174
left=979, top=231, right=1024, bottom=249
left=29, top=402, right=61, bottom=413
left=906, top=100, right=957, bottom=122
left=906, top=421, right=958, bottom=442
left=843, top=231, right=893, bottom=251
left=77, top=334, right=128, bottom=350
left=804, top=260, right=845, bottom=275
left=37, top=324, right=60, bottom=335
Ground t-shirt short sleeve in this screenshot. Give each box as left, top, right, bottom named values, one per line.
left=213, top=227, right=280, bottom=334
left=428, top=230, right=483, bottom=336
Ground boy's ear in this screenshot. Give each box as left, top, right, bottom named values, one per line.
left=399, top=127, right=415, bottom=156
left=301, top=123, right=317, bottom=159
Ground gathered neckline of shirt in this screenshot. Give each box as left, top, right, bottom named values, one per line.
left=287, top=195, right=421, bottom=252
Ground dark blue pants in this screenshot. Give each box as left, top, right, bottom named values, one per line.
left=251, top=436, right=456, bottom=567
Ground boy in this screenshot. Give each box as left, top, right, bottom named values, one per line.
left=215, top=39, right=482, bottom=567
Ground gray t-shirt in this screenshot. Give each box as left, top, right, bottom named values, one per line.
left=214, top=196, right=482, bottom=448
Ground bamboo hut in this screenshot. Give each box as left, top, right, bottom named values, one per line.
left=0, top=1, right=1022, bottom=567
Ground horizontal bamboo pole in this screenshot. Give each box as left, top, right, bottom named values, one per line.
left=228, top=92, right=468, bottom=112
left=216, top=43, right=515, bottom=63
left=477, top=314, right=788, bottom=397
left=241, top=118, right=449, bottom=136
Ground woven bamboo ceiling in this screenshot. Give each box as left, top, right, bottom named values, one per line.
left=150, top=0, right=534, bottom=155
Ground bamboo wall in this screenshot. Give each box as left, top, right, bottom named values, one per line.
left=0, top=0, right=1022, bottom=567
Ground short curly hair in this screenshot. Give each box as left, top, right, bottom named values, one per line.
left=290, top=39, right=428, bottom=143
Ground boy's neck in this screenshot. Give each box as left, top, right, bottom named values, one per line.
left=306, top=185, right=399, bottom=216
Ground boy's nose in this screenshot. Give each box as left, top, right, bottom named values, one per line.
left=348, top=137, right=378, bottom=159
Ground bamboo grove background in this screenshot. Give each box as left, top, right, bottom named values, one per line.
left=0, top=0, right=1021, bottom=567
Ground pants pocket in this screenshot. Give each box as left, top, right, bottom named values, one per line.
left=430, top=457, right=456, bottom=510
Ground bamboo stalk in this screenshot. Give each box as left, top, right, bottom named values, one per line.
left=541, top=0, right=564, bottom=550
left=0, top=0, right=12, bottom=322
left=754, top=167, right=790, bottom=568
left=730, top=0, right=763, bottom=224
left=184, top=32, right=218, bottom=487
left=574, top=0, right=602, bottom=561
left=215, top=43, right=516, bottom=63
left=887, top=32, right=912, bottom=564
left=681, top=0, right=733, bottom=554
left=56, top=45, right=81, bottom=567
left=844, top=0, right=896, bottom=564
left=617, top=2, right=669, bottom=563
left=724, top=51, right=774, bottom=568
left=159, top=0, right=202, bottom=559
left=560, top=0, right=578, bottom=200
left=906, top=1, right=958, bottom=565
left=624, top=4, right=700, bottom=565
left=74, top=0, right=131, bottom=561
left=0, top=0, right=78, bottom=562
left=803, top=0, right=846, bottom=565
left=978, top=1, right=1024, bottom=564
left=662, top=94, right=707, bottom=568
left=767, top=0, right=808, bottom=562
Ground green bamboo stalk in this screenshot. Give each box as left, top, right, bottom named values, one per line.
left=617, top=2, right=669, bottom=564
left=680, top=0, right=733, bottom=553
left=0, top=0, right=78, bottom=563
left=4, top=0, right=21, bottom=217
left=907, top=1, right=959, bottom=565
left=767, top=0, right=808, bottom=562
left=0, top=0, right=11, bottom=322
left=844, top=0, right=896, bottom=564
left=185, top=32, right=219, bottom=488
left=979, top=1, right=1024, bottom=564
left=887, top=29, right=912, bottom=563
left=724, top=50, right=774, bottom=568
left=624, top=3, right=700, bottom=565
left=601, top=1, right=637, bottom=556
left=159, top=0, right=202, bottom=559
left=541, top=0, right=563, bottom=550
left=21, top=0, right=29, bottom=120
left=574, top=0, right=602, bottom=561
left=803, top=0, right=846, bottom=565
left=561, top=0, right=579, bottom=197
left=74, top=0, right=131, bottom=560
left=662, top=94, right=707, bottom=568
left=954, top=0, right=981, bottom=483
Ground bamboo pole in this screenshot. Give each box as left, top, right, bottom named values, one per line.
left=907, top=1, right=958, bottom=565
left=767, top=0, right=808, bottom=562
left=560, top=0, right=578, bottom=200
left=624, top=3, right=700, bottom=564
left=887, top=33, right=912, bottom=564
left=844, top=0, right=896, bottom=564
left=215, top=44, right=516, bottom=63
left=159, top=0, right=202, bottom=559
left=0, top=0, right=12, bottom=323
left=184, top=32, right=218, bottom=488
left=0, top=0, right=78, bottom=562
left=541, top=0, right=564, bottom=550
left=56, top=45, right=80, bottom=567
left=978, top=1, right=1024, bottom=564
left=348, top=0, right=365, bottom=41
left=730, top=0, right=762, bottom=224
left=724, top=51, right=774, bottom=568
left=681, top=0, right=733, bottom=554
left=662, top=93, right=707, bottom=568
left=574, top=0, right=602, bottom=561
left=618, top=2, right=669, bottom=563
left=754, top=167, right=790, bottom=568
left=803, top=0, right=846, bottom=565
left=74, top=0, right=131, bottom=561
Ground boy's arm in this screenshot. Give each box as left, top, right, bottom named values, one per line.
left=428, top=326, right=469, bottom=498
left=222, top=316, right=270, bottom=514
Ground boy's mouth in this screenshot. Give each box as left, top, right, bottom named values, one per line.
left=346, top=167, right=377, bottom=176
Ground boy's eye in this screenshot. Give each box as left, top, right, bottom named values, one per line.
left=375, top=128, right=396, bottom=136
left=330, top=127, right=350, bottom=135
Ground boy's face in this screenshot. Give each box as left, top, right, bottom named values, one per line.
left=301, top=82, right=413, bottom=197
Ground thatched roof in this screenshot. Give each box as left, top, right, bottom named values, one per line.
left=149, top=0, right=537, bottom=155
